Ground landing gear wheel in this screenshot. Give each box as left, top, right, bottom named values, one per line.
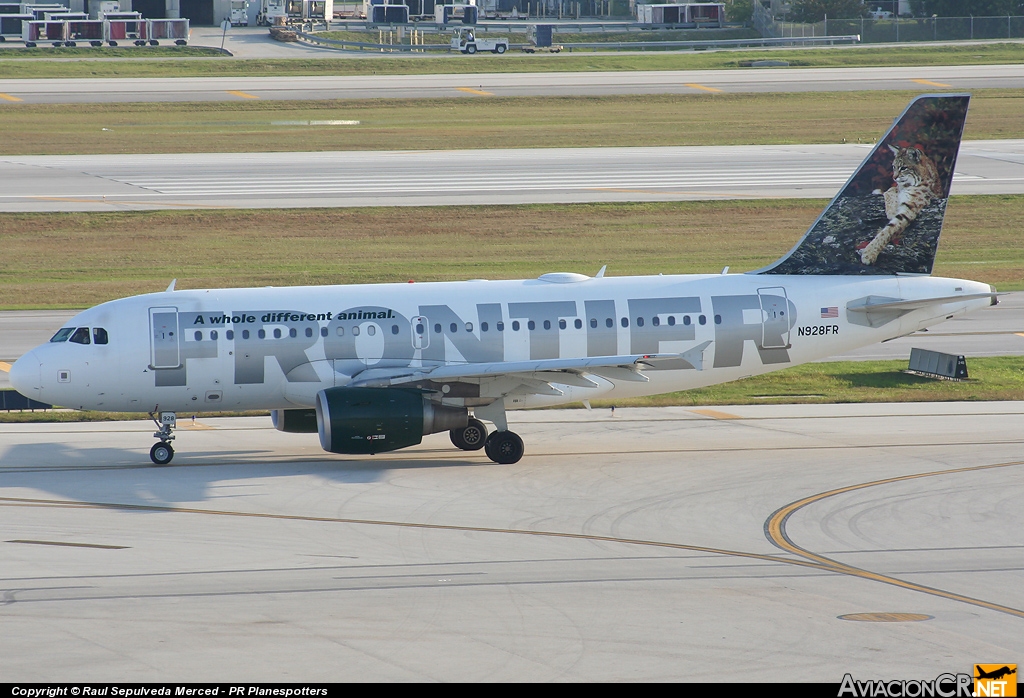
left=466, top=44, right=477, bottom=54
left=450, top=418, right=488, bottom=451
left=150, top=441, right=174, bottom=465
left=484, top=431, right=524, bottom=465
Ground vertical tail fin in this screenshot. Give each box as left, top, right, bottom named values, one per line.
left=758, top=94, right=970, bottom=276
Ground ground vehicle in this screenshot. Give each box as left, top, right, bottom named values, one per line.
left=230, top=0, right=249, bottom=25
left=257, top=0, right=286, bottom=25
left=449, top=27, right=507, bottom=54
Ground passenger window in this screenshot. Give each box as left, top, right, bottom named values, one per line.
left=211, top=330, right=218, bottom=340
left=242, top=330, right=250, bottom=339
left=512, top=321, right=520, bottom=331
left=367, top=325, right=376, bottom=336
left=289, top=328, right=297, bottom=338
left=465, top=322, right=473, bottom=333
left=450, top=323, right=458, bottom=333
left=683, top=316, right=691, bottom=326
left=227, top=330, right=234, bottom=340
left=652, top=316, right=660, bottom=327
left=543, top=320, right=551, bottom=330
left=481, top=322, right=489, bottom=332
left=69, top=327, right=90, bottom=345
left=590, top=318, right=597, bottom=329
left=558, top=319, right=566, bottom=330
left=668, top=316, right=676, bottom=326
left=497, top=321, right=504, bottom=332
left=574, top=319, right=582, bottom=329
left=273, top=329, right=281, bottom=339
left=620, top=318, right=629, bottom=328
left=320, top=327, right=327, bottom=337
left=714, top=315, right=722, bottom=325
left=352, top=326, right=360, bottom=336
left=306, top=327, right=313, bottom=338
left=605, top=318, right=613, bottom=328
left=528, top=321, right=536, bottom=331
left=434, top=323, right=442, bottom=334
left=391, top=325, right=399, bottom=335
left=194, top=331, right=203, bottom=341
left=636, top=317, right=644, bottom=327
left=50, top=328, right=75, bottom=342
left=699, top=315, right=707, bottom=325
left=258, top=329, right=266, bottom=339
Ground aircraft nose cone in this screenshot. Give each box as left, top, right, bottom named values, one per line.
left=9, top=350, right=41, bottom=400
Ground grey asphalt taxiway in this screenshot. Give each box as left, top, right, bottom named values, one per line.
left=3, top=139, right=1024, bottom=212
left=3, top=62, right=1024, bottom=103
left=1, top=403, right=1022, bottom=680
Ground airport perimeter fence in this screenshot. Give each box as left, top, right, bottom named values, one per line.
left=753, top=1, right=1024, bottom=42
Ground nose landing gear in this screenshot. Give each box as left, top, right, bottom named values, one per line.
left=149, top=410, right=176, bottom=465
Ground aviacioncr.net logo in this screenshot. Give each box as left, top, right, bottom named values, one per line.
left=838, top=673, right=973, bottom=697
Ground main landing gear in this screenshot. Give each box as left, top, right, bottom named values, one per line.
left=149, top=410, right=176, bottom=465
left=449, top=414, right=525, bottom=465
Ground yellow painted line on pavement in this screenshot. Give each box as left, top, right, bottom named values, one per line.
left=1015, top=333, right=1024, bottom=337
left=691, top=408, right=742, bottom=420
left=0, top=361, right=11, bottom=373
left=911, top=79, right=952, bottom=87
left=456, top=87, right=494, bottom=96
left=227, top=90, right=260, bottom=99
left=684, top=83, right=722, bottom=93
left=0, top=93, right=23, bottom=102
left=765, top=460, right=1024, bottom=619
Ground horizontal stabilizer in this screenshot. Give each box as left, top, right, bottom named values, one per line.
left=847, top=292, right=997, bottom=313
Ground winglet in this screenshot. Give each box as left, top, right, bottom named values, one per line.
left=166, top=279, right=177, bottom=292
left=757, top=94, right=970, bottom=276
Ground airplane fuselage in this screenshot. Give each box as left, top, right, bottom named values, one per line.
left=15, top=271, right=994, bottom=414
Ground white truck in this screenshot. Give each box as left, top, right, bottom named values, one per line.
left=230, top=0, right=249, bottom=25
left=257, top=0, right=286, bottom=25
left=449, top=27, right=507, bottom=54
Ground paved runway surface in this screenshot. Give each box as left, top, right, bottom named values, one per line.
left=1, top=403, right=1022, bottom=680
left=3, top=139, right=1024, bottom=212
left=2, top=63, right=1023, bottom=103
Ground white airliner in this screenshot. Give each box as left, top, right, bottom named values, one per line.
left=9, top=94, right=997, bottom=466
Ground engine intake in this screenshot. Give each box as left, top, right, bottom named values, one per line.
left=316, top=387, right=468, bottom=455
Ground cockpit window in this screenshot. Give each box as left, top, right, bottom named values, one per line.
left=50, top=327, right=75, bottom=343
left=68, top=327, right=91, bottom=345
left=93, top=328, right=109, bottom=345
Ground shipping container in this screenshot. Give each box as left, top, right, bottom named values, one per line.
left=23, top=18, right=65, bottom=44
left=147, top=17, right=188, bottom=43
left=0, top=13, right=32, bottom=40
left=65, top=18, right=104, bottom=44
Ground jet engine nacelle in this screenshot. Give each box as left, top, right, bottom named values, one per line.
left=271, top=408, right=319, bottom=433
left=315, top=386, right=468, bottom=455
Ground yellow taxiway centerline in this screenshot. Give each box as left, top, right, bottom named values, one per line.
left=0, top=93, right=23, bottom=102
left=690, top=408, right=742, bottom=420
left=456, top=87, right=494, bottom=96
left=0, top=361, right=11, bottom=373
left=226, top=90, right=260, bottom=99
left=911, top=79, right=952, bottom=88
left=684, top=83, right=723, bottom=93
left=765, top=460, right=1024, bottom=619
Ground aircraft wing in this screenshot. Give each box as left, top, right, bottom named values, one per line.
left=350, top=342, right=713, bottom=392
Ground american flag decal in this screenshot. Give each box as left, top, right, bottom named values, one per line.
left=821, top=307, right=839, bottom=318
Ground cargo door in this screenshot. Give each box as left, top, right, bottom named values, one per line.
left=149, top=307, right=181, bottom=368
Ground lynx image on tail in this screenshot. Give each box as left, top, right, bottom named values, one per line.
left=858, top=144, right=944, bottom=266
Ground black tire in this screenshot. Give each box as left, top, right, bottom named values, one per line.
left=496, top=44, right=506, bottom=54
left=108, top=40, right=117, bottom=46
left=450, top=418, right=488, bottom=451
left=66, top=41, right=76, bottom=47
left=25, top=42, right=36, bottom=48
left=150, top=40, right=159, bottom=46
left=466, top=44, right=477, bottom=54
left=484, top=431, right=524, bottom=465
left=150, top=441, right=174, bottom=465
left=91, top=41, right=102, bottom=47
